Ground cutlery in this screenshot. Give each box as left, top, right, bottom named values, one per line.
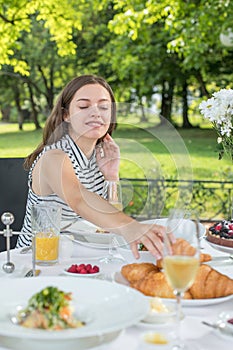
left=211, top=255, right=233, bottom=261
left=20, top=245, right=32, bottom=254
left=24, top=269, right=41, bottom=277
left=202, top=321, right=233, bottom=337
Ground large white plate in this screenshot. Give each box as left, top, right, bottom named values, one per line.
left=113, top=271, right=233, bottom=307
left=62, top=219, right=115, bottom=247
left=142, top=218, right=206, bottom=240
left=205, top=239, right=233, bottom=254
left=0, top=277, right=148, bottom=350
left=68, top=231, right=111, bottom=248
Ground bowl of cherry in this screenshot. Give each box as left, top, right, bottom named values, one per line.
left=64, top=263, right=100, bottom=277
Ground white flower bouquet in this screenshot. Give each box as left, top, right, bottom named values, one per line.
left=199, top=88, right=233, bottom=161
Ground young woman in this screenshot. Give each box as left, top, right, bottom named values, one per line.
left=17, top=75, right=169, bottom=259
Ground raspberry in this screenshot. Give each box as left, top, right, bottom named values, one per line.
left=80, top=268, right=87, bottom=274
left=78, top=264, right=86, bottom=269
left=67, top=264, right=77, bottom=273
left=85, top=264, right=92, bottom=272
left=76, top=265, right=82, bottom=272
left=93, top=265, right=99, bottom=273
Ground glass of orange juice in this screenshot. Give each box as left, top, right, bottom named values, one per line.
left=31, top=204, right=61, bottom=265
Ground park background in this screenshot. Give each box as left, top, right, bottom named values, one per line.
left=0, top=0, right=232, bottom=221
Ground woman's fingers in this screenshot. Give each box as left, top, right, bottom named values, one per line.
left=140, top=234, right=163, bottom=260
left=128, top=224, right=167, bottom=260
left=130, top=241, right=140, bottom=259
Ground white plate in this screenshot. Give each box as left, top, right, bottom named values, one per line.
left=117, top=245, right=156, bottom=264
left=71, top=235, right=110, bottom=249
left=142, top=218, right=206, bottom=240
left=63, top=269, right=101, bottom=277
left=114, top=271, right=233, bottom=307
left=61, top=219, right=113, bottom=246
left=0, top=277, right=149, bottom=350
left=205, top=239, right=233, bottom=254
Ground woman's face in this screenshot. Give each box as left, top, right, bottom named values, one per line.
left=65, top=84, right=112, bottom=142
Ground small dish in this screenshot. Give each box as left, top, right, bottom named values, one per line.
left=141, top=297, right=176, bottom=325
left=63, top=269, right=101, bottom=277
left=140, top=331, right=174, bottom=349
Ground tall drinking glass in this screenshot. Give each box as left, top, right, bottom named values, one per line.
left=99, top=180, right=124, bottom=264
left=163, top=209, right=200, bottom=349
left=105, top=180, right=123, bottom=211
left=31, top=204, right=61, bottom=269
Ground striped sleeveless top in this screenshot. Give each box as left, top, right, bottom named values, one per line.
left=16, top=134, right=105, bottom=247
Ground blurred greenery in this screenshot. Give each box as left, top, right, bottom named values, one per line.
left=0, top=121, right=232, bottom=182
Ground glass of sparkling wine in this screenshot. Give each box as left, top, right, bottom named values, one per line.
left=106, top=180, right=123, bottom=211
left=99, top=180, right=123, bottom=264
left=163, top=209, right=200, bottom=350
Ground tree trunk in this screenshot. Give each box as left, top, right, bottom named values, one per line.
left=182, top=80, right=192, bottom=128
left=27, top=83, right=41, bottom=130
left=139, top=102, right=148, bottom=122
left=1, top=106, right=11, bottom=121
left=13, top=86, right=24, bottom=130
left=194, top=70, right=209, bottom=97
left=160, top=79, right=175, bottom=123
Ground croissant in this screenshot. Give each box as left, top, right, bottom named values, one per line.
left=131, top=270, right=192, bottom=299
left=121, top=263, right=160, bottom=283
left=189, top=264, right=233, bottom=299
left=121, top=262, right=233, bottom=299
left=156, top=238, right=212, bottom=268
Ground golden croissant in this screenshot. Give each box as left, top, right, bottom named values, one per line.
left=131, top=270, right=192, bottom=299
left=121, top=262, right=233, bottom=299
left=189, top=264, right=233, bottom=299
left=121, top=263, right=160, bottom=283
left=156, top=238, right=212, bottom=268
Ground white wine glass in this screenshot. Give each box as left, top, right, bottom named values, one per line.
left=163, top=209, right=200, bottom=349
left=99, top=181, right=124, bottom=264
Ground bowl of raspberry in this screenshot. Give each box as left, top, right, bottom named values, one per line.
left=64, top=263, right=100, bottom=277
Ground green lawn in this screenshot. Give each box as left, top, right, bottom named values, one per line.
left=0, top=121, right=232, bottom=181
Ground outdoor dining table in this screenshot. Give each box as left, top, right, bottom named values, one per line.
left=0, top=233, right=232, bottom=350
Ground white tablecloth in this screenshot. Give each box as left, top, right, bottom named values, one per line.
left=0, top=237, right=232, bottom=350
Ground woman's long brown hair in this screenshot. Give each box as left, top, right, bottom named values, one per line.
left=24, top=75, right=117, bottom=170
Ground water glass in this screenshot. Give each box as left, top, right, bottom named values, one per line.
left=31, top=204, right=61, bottom=266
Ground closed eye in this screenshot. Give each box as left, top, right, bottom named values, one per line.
left=99, top=105, right=110, bottom=110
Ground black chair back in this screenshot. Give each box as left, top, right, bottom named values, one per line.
left=0, top=158, right=28, bottom=251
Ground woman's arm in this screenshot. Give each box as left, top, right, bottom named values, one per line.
left=33, top=150, right=167, bottom=260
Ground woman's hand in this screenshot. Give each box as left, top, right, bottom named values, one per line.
left=127, top=223, right=176, bottom=260
left=96, top=134, right=120, bottom=180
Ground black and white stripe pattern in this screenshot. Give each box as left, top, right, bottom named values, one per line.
left=16, top=134, right=105, bottom=247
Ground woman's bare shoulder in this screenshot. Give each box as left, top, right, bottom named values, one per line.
left=37, top=149, right=71, bottom=170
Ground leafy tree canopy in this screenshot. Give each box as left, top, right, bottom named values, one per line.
left=0, top=0, right=106, bottom=75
